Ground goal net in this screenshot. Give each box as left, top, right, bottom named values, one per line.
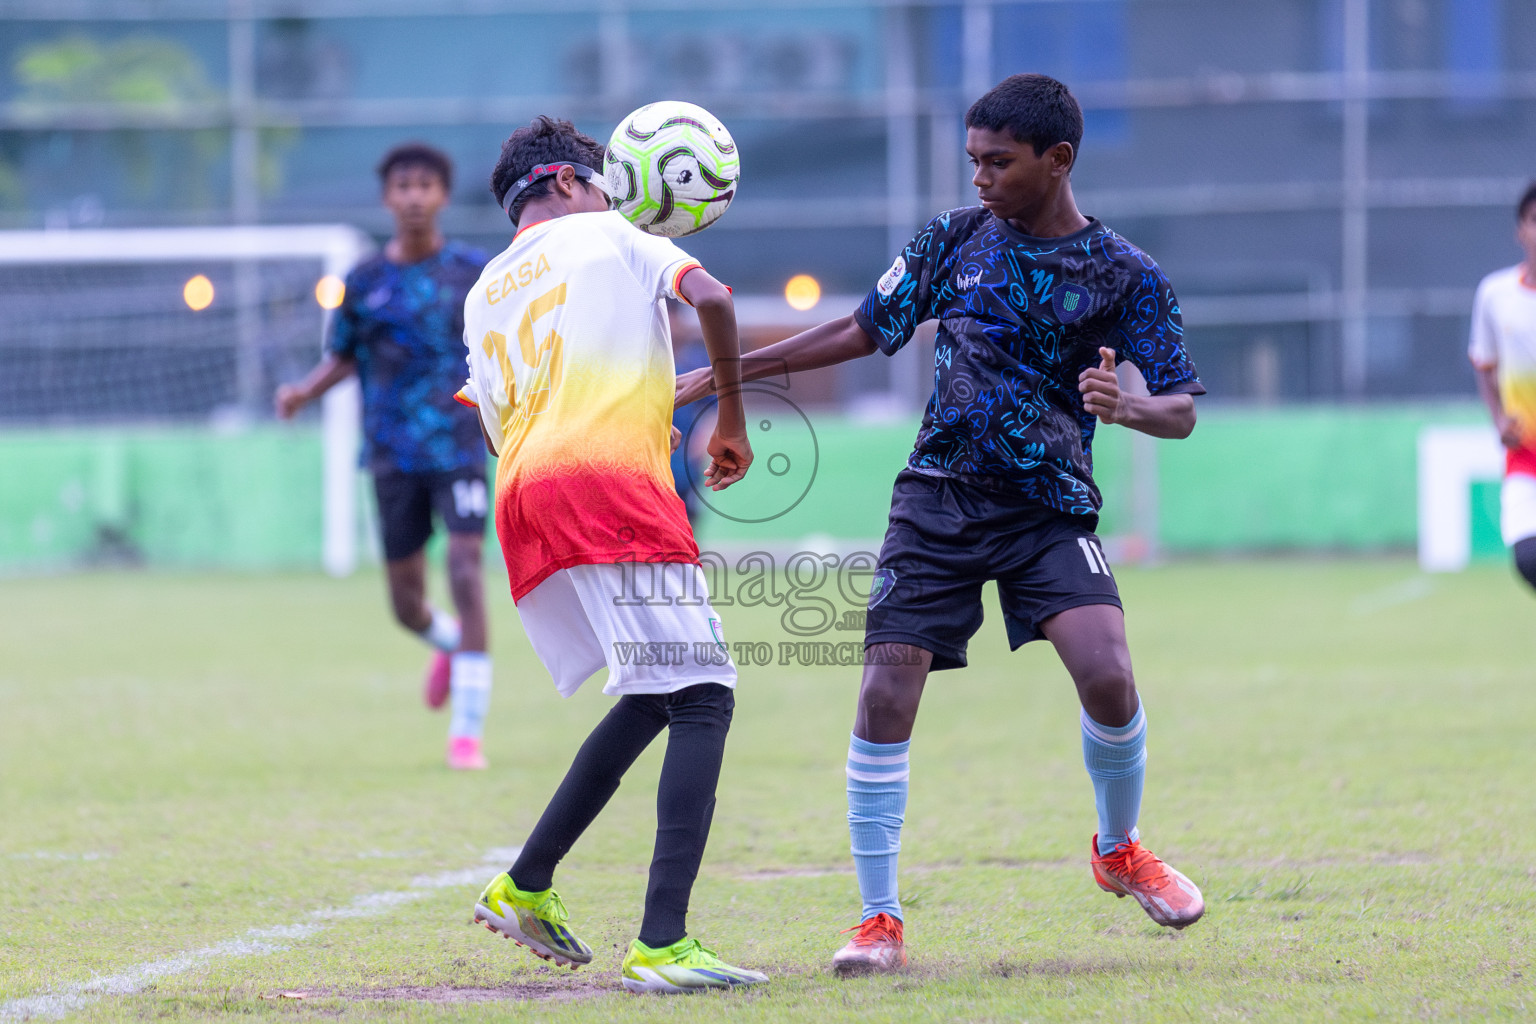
left=0, top=226, right=372, bottom=575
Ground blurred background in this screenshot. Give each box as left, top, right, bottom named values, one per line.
left=1, top=0, right=1531, bottom=573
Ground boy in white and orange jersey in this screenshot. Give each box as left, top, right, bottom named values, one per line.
left=1470, top=181, right=1536, bottom=593
left=455, top=116, right=765, bottom=994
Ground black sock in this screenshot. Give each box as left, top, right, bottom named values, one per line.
left=1515, top=537, right=1536, bottom=592
left=509, top=694, right=668, bottom=892
left=637, top=683, right=735, bottom=949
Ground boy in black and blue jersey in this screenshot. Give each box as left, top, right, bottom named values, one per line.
left=276, top=143, right=495, bottom=771
left=676, top=73, right=1207, bottom=973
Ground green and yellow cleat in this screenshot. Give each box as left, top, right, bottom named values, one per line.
left=621, top=937, right=769, bottom=994
left=471, top=873, right=592, bottom=968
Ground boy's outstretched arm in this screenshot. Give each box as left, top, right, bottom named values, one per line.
left=674, top=313, right=877, bottom=408
left=275, top=353, right=356, bottom=419
left=1078, top=346, right=1197, bottom=439
left=1474, top=362, right=1524, bottom=448
left=678, top=268, right=753, bottom=490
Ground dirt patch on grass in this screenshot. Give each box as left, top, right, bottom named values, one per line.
left=990, top=957, right=1135, bottom=979
left=735, top=867, right=854, bottom=881
left=318, top=983, right=609, bottom=1004
left=734, top=862, right=997, bottom=882
left=974, top=856, right=1077, bottom=869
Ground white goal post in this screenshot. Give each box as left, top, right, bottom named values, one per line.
left=0, top=226, right=374, bottom=576
left=1417, top=424, right=1505, bottom=572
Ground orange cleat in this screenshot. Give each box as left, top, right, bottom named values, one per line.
left=831, top=912, right=907, bottom=976
left=1090, top=834, right=1204, bottom=929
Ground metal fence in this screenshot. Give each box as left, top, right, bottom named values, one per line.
left=1, top=0, right=1532, bottom=406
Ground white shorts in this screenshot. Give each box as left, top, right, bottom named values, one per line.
left=515, top=562, right=737, bottom=698
left=1503, top=472, right=1536, bottom=546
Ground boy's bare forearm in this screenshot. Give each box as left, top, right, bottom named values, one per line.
left=677, top=314, right=879, bottom=409
left=1475, top=364, right=1505, bottom=422
left=694, top=295, right=744, bottom=432
left=1114, top=393, right=1197, bottom=439
left=298, top=354, right=355, bottom=402
left=1475, top=363, right=1526, bottom=447
left=276, top=353, right=355, bottom=418
left=737, top=314, right=877, bottom=384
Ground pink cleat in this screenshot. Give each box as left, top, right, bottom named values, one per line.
left=423, top=651, right=451, bottom=710
left=447, top=735, right=488, bottom=771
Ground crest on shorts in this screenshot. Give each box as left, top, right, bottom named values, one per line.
left=1053, top=282, right=1092, bottom=324
left=709, top=617, right=727, bottom=650
left=868, top=568, right=898, bottom=609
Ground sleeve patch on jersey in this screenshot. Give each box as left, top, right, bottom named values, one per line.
left=876, top=255, right=906, bottom=299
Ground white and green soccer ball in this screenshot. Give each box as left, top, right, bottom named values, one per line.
left=604, top=101, right=739, bottom=238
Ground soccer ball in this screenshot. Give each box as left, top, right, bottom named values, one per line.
left=603, top=101, right=739, bottom=238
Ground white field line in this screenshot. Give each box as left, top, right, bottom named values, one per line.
left=1349, top=575, right=1435, bottom=616
left=0, top=847, right=520, bottom=1023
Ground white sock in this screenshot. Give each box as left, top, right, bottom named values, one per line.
left=418, top=608, right=461, bottom=653
left=449, top=652, right=492, bottom=740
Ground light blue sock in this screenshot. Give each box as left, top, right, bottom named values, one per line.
left=1082, top=701, right=1146, bottom=857
left=846, top=734, right=909, bottom=922
left=448, top=652, right=492, bottom=740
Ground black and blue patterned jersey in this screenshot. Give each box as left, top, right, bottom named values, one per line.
left=855, top=208, right=1204, bottom=517
left=329, top=241, right=488, bottom=474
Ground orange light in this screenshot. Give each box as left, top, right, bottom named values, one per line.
left=314, top=275, right=345, bottom=310
left=784, top=274, right=821, bottom=312
left=183, top=274, right=214, bottom=311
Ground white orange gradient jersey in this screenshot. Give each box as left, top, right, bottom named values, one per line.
left=456, top=210, right=703, bottom=599
left=1469, top=264, right=1536, bottom=471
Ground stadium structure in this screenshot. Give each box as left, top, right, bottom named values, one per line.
left=0, top=0, right=1533, bottom=571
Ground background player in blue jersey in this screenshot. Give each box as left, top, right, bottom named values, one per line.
left=676, top=74, right=1207, bottom=972
left=276, top=142, right=495, bottom=771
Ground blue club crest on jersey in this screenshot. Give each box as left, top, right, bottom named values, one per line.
left=1053, top=283, right=1092, bottom=324
left=868, top=568, right=898, bottom=609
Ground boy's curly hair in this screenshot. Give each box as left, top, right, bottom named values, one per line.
left=490, top=116, right=607, bottom=224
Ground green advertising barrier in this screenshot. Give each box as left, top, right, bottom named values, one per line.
left=689, top=414, right=1135, bottom=545
left=0, top=427, right=323, bottom=571
left=1155, top=405, right=1488, bottom=552
left=1470, top=479, right=1506, bottom=560
left=0, top=404, right=1500, bottom=572
left=693, top=405, right=1496, bottom=555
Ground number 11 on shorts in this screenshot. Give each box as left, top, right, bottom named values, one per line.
left=1077, top=537, right=1112, bottom=576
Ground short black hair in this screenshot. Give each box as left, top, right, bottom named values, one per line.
left=965, top=73, right=1084, bottom=165
left=490, top=116, right=607, bottom=225
left=377, top=142, right=453, bottom=191
left=1519, top=181, right=1536, bottom=221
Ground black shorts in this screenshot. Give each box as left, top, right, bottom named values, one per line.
left=372, top=466, right=488, bottom=561
left=864, top=469, right=1121, bottom=671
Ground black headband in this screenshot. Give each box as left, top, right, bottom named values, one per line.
left=501, top=162, right=603, bottom=221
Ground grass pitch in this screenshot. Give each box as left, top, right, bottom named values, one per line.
left=2, top=559, right=1534, bottom=1022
